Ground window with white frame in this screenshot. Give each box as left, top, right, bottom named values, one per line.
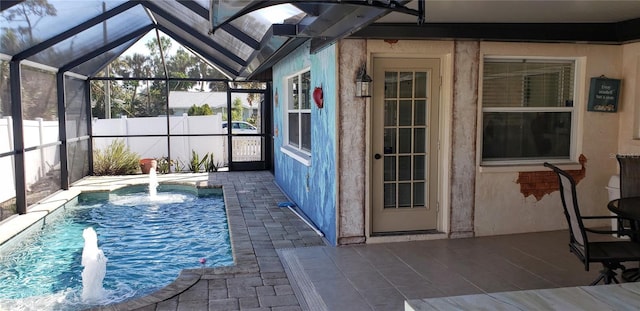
left=481, top=58, right=576, bottom=164
left=286, top=70, right=311, bottom=154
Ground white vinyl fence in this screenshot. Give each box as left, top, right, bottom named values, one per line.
left=0, top=114, right=262, bottom=204
left=92, top=114, right=261, bottom=171
left=0, top=117, right=60, bottom=204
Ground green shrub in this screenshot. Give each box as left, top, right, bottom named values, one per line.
left=93, top=139, right=141, bottom=175
left=174, top=159, right=185, bottom=172
left=156, top=157, right=174, bottom=174
left=187, top=104, right=213, bottom=116
left=204, top=153, right=222, bottom=172
left=188, top=150, right=208, bottom=173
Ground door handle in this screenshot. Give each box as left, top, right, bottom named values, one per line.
left=374, top=154, right=382, bottom=160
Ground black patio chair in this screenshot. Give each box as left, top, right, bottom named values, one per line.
left=616, top=155, right=640, bottom=233
left=617, top=155, right=640, bottom=198
left=615, top=154, right=640, bottom=280
left=544, top=162, right=640, bottom=285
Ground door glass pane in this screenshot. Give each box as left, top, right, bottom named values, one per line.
left=384, top=183, right=396, bottom=208
left=385, top=72, right=398, bottom=98
left=414, top=128, right=425, bottom=153
left=380, top=63, right=435, bottom=215
left=398, top=156, right=411, bottom=181
left=398, top=183, right=411, bottom=208
left=384, top=101, right=397, bottom=126
left=414, top=155, right=425, bottom=180
left=414, top=182, right=425, bottom=206
left=415, top=100, right=426, bottom=125
left=415, top=72, right=427, bottom=98
left=384, top=156, right=396, bottom=181
left=399, top=72, right=413, bottom=98
left=399, top=128, right=411, bottom=153
left=384, top=128, right=396, bottom=154
left=399, top=100, right=412, bottom=126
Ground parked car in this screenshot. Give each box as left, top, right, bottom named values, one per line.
left=222, top=121, right=258, bottom=134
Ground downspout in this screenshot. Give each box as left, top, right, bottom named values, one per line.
left=279, top=202, right=324, bottom=237
left=335, top=41, right=341, bottom=244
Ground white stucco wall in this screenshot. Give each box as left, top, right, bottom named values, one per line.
left=336, top=39, right=634, bottom=242
left=337, top=40, right=367, bottom=245
left=450, top=41, right=479, bottom=238
left=618, top=42, right=640, bottom=155
left=474, top=42, right=622, bottom=236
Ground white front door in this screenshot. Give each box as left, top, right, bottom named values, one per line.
left=371, top=57, right=440, bottom=234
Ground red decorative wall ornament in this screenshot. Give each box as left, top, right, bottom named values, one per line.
left=384, top=39, right=399, bottom=45
left=313, top=86, right=323, bottom=109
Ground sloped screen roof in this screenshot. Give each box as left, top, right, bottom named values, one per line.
left=0, top=0, right=311, bottom=79
left=1, top=0, right=414, bottom=80
left=27, top=5, right=151, bottom=68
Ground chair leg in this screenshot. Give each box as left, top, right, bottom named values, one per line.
left=591, top=263, right=623, bottom=285
left=590, top=272, right=607, bottom=286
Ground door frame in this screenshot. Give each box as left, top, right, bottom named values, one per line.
left=365, top=52, right=452, bottom=243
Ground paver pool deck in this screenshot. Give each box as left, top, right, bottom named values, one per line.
left=4, top=171, right=621, bottom=311
left=90, top=171, right=326, bottom=311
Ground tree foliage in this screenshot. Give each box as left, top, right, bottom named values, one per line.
left=188, top=104, right=213, bottom=116
left=90, top=34, right=229, bottom=119
left=1, top=0, right=57, bottom=50
left=0, top=0, right=59, bottom=119
left=231, top=97, right=243, bottom=121
left=0, top=60, right=10, bottom=117
left=1, top=1, right=231, bottom=120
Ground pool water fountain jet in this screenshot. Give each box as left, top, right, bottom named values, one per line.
left=81, top=227, right=108, bottom=303
left=148, top=160, right=159, bottom=200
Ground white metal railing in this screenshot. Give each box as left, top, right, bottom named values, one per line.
left=231, top=137, right=262, bottom=162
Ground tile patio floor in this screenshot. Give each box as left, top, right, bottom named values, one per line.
left=93, top=171, right=632, bottom=311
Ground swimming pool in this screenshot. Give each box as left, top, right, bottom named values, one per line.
left=0, top=184, right=233, bottom=311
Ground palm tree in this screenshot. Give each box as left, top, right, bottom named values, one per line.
left=126, top=53, right=151, bottom=112
left=1, top=0, right=57, bottom=48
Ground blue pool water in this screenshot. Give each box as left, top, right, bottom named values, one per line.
left=0, top=185, right=233, bottom=311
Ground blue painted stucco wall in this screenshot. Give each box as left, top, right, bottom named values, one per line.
left=272, top=42, right=337, bottom=245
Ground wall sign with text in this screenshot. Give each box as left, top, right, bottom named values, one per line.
left=587, top=77, right=620, bottom=112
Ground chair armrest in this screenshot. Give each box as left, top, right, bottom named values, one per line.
left=582, top=215, right=619, bottom=220
left=582, top=215, right=636, bottom=223
left=585, top=227, right=619, bottom=234
left=584, top=227, right=637, bottom=237
left=582, top=216, right=637, bottom=236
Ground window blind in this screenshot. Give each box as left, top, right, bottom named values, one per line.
left=483, top=60, right=575, bottom=108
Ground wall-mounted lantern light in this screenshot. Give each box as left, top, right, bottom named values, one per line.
left=355, top=65, right=372, bottom=98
